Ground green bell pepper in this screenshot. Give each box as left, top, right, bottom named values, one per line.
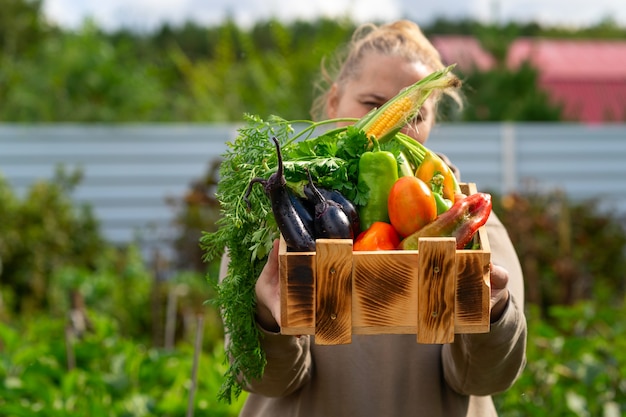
left=357, top=150, right=399, bottom=231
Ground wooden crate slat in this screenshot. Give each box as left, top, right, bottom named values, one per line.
left=279, top=238, right=316, bottom=335
left=314, top=239, right=353, bottom=345
left=353, top=251, right=418, bottom=334
left=417, top=238, right=457, bottom=344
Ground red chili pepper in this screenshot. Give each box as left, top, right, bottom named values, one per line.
left=353, top=221, right=401, bottom=251
left=398, top=192, right=492, bottom=250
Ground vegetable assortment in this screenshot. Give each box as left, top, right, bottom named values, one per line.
left=201, top=64, right=492, bottom=403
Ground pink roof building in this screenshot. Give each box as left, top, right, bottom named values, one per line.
left=432, top=35, right=626, bottom=123
left=507, top=38, right=626, bottom=123
left=431, top=35, right=496, bottom=73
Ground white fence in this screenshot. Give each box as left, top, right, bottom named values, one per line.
left=1, top=123, right=625, bottom=245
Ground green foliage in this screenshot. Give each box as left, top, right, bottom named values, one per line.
left=0, top=0, right=49, bottom=57
left=459, top=63, right=563, bottom=121
left=0, top=22, right=170, bottom=122
left=9, top=0, right=626, bottom=122
left=490, top=186, right=626, bottom=415
left=47, top=246, right=154, bottom=340
left=0, top=167, right=106, bottom=313
left=168, top=158, right=222, bottom=274
left=199, top=115, right=294, bottom=402
left=169, top=18, right=355, bottom=121
left=495, top=301, right=626, bottom=417
left=492, top=190, right=626, bottom=311
left=0, top=171, right=237, bottom=414
left=0, top=166, right=221, bottom=344
left=0, top=312, right=246, bottom=416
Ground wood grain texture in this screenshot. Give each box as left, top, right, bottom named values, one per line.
left=279, top=238, right=316, bottom=335
left=453, top=182, right=490, bottom=334
left=314, top=239, right=353, bottom=345
left=417, top=238, right=456, bottom=344
left=352, top=251, right=418, bottom=333
left=454, top=250, right=491, bottom=333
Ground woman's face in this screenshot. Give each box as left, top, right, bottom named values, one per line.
left=326, top=52, right=436, bottom=144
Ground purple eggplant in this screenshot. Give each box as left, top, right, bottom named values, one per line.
left=303, top=184, right=360, bottom=237
left=244, top=137, right=316, bottom=252
left=305, top=169, right=353, bottom=240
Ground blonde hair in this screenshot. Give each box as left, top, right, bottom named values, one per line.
left=311, top=20, right=462, bottom=121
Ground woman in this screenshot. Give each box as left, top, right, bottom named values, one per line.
left=224, top=20, right=527, bottom=417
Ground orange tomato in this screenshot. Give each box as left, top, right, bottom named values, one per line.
left=353, top=222, right=400, bottom=251
left=387, top=176, right=437, bottom=238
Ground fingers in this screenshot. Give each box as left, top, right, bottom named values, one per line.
left=255, top=239, right=282, bottom=331
left=489, top=263, right=511, bottom=323
left=269, top=240, right=282, bottom=327
left=262, top=239, right=280, bottom=279
left=490, top=263, right=509, bottom=290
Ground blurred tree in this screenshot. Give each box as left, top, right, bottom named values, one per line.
left=153, top=21, right=213, bottom=59
left=460, top=63, right=563, bottom=121
left=169, top=18, right=354, bottom=121
left=0, top=8, right=624, bottom=123
left=427, top=18, right=544, bottom=39
left=0, top=0, right=49, bottom=57
left=0, top=21, right=171, bottom=122
left=0, top=168, right=105, bottom=313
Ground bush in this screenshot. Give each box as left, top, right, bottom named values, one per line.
left=495, top=300, right=626, bottom=416
left=492, top=189, right=626, bottom=311
left=0, top=166, right=222, bottom=347
left=167, top=158, right=222, bottom=274
left=0, top=169, right=239, bottom=415
left=491, top=188, right=626, bottom=415
left=0, top=167, right=105, bottom=314
left=0, top=312, right=246, bottom=416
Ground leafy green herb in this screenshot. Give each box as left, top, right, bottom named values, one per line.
left=200, top=115, right=289, bottom=402
left=200, top=115, right=369, bottom=403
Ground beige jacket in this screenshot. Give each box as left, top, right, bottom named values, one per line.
left=235, top=212, right=527, bottom=417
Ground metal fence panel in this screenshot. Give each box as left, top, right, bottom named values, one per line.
left=428, top=123, right=626, bottom=216
left=1, top=123, right=624, bottom=244
left=0, top=124, right=234, bottom=243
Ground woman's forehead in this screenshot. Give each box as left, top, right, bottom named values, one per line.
left=352, top=54, right=431, bottom=93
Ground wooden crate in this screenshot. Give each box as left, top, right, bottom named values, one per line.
left=279, top=183, right=491, bottom=345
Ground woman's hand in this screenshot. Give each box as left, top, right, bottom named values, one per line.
left=254, top=239, right=282, bottom=332
left=489, top=263, right=510, bottom=323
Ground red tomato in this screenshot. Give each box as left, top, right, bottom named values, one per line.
left=353, top=222, right=400, bottom=251
left=388, top=176, right=437, bottom=238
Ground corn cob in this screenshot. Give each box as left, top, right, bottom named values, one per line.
left=354, top=64, right=460, bottom=143
left=364, top=94, right=415, bottom=140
